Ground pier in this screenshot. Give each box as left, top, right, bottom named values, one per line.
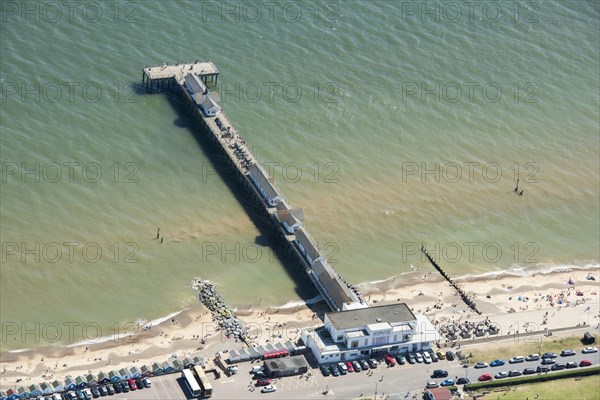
left=144, top=61, right=366, bottom=312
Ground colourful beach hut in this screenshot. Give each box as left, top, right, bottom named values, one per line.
left=129, top=367, right=142, bottom=379
left=16, top=386, right=30, bottom=399
left=28, top=384, right=42, bottom=397
left=0, top=390, right=7, bottom=400
left=75, top=375, right=87, bottom=388
left=192, top=355, right=205, bottom=367
left=182, top=357, right=195, bottom=368
left=51, top=380, right=64, bottom=393
left=161, top=361, right=176, bottom=374
left=171, top=360, right=184, bottom=372
left=39, top=382, right=53, bottom=395
left=6, top=388, right=19, bottom=400
left=96, top=372, right=110, bottom=384
left=118, top=368, right=132, bottom=381
left=85, top=374, right=97, bottom=387
left=140, top=365, right=153, bottom=377
left=151, top=362, right=164, bottom=375
left=63, top=378, right=77, bottom=391
left=108, top=370, right=121, bottom=382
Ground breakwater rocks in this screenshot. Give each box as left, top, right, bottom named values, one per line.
left=192, top=279, right=247, bottom=342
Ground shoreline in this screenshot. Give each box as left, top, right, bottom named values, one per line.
left=1, top=265, right=599, bottom=391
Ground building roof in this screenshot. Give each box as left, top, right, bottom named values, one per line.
left=326, top=303, right=416, bottom=331
left=427, top=387, right=452, bottom=400
left=248, top=163, right=282, bottom=204
left=263, top=355, right=308, bottom=373
left=294, top=227, right=321, bottom=262
left=312, top=260, right=355, bottom=309
left=184, top=73, right=207, bottom=95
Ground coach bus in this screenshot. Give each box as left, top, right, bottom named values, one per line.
left=193, top=365, right=213, bottom=398
left=182, top=368, right=202, bottom=397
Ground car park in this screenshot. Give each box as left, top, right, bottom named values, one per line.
left=523, top=368, right=536, bottom=375
left=537, top=365, right=550, bottom=373
left=541, top=358, right=556, bottom=365
left=256, top=378, right=271, bottom=386
left=566, top=362, right=578, bottom=369
left=508, top=370, right=522, bottom=377
left=509, top=356, right=525, bottom=364
left=446, top=351, right=455, bottom=361
left=490, top=359, right=505, bottom=367
left=396, top=355, right=405, bottom=365
left=440, top=379, right=455, bottom=387
left=551, top=363, right=566, bottom=371
left=495, top=371, right=508, bottom=379
left=582, top=347, right=598, bottom=354
left=261, top=385, right=277, bottom=393
left=142, top=378, right=151, bottom=388
left=456, top=377, right=470, bottom=385
left=525, top=354, right=540, bottom=361
left=360, top=359, right=370, bottom=370
left=432, top=370, right=448, bottom=378
left=98, top=386, right=107, bottom=397
left=415, top=352, right=424, bottom=363
left=560, top=349, right=576, bottom=357
left=423, top=352, right=432, bottom=364
left=426, top=381, right=439, bottom=388
left=542, top=352, right=557, bottom=359
left=579, top=360, right=592, bottom=367
left=478, top=374, right=492, bottom=381
left=368, top=358, right=378, bottom=368
left=320, top=366, right=331, bottom=376
left=407, top=354, right=416, bottom=364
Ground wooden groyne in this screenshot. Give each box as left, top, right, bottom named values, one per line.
left=144, top=60, right=366, bottom=312
left=420, top=245, right=481, bottom=315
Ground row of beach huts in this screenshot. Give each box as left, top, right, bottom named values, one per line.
left=1, top=356, right=204, bottom=400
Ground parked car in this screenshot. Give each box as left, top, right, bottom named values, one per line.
left=426, top=381, right=439, bottom=388
left=81, top=389, right=92, bottom=400
left=142, top=378, right=151, bottom=388
left=551, top=363, right=566, bottom=371
left=582, top=346, right=598, bottom=354
left=478, top=374, right=492, bottom=382
left=560, top=349, right=576, bottom=357
left=432, top=370, right=449, bottom=378
left=509, top=356, right=525, bottom=364
left=456, top=377, right=470, bottom=385
left=446, top=351, right=455, bottom=361
left=105, top=385, right=114, bottom=396
left=112, top=383, right=122, bottom=393
left=537, top=365, right=550, bottom=373
left=542, top=352, right=557, bottom=359
left=495, top=371, right=508, bottom=379
left=261, top=385, right=277, bottom=393
left=251, top=365, right=265, bottom=374
left=440, top=379, right=455, bottom=387
left=90, top=387, right=100, bottom=399
left=522, top=367, right=536, bottom=375
left=384, top=355, right=395, bottom=367
left=320, top=366, right=331, bottom=376
left=437, top=351, right=446, bottom=360
left=256, top=378, right=271, bottom=386
left=490, top=359, right=506, bottom=367
left=423, top=352, right=432, bottom=364
left=474, top=362, right=489, bottom=369
left=565, top=362, right=578, bottom=369
left=346, top=361, right=354, bottom=372
left=338, top=362, right=348, bottom=375
left=360, top=359, right=370, bottom=370
left=368, top=358, right=379, bottom=368
left=415, top=352, right=424, bottom=363
left=330, top=365, right=340, bottom=377
left=98, top=386, right=107, bottom=397
left=525, top=354, right=540, bottom=361
left=579, top=360, right=592, bottom=367
left=407, top=354, right=416, bottom=364
left=128, top=379, right=137, bottom=391
left=395, top=355, right=405, bottom=365
left=430, top=351, right=439, bottom=362
left=75, top=390, right=85, bottom=400
left=352, top=361, right=362, bottom=372
left=508, top=370, right=522, bottom=377
left=541, top=358, right=556, bottom=365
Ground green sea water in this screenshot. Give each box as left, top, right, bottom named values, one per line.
left=1, top=0, right=598, bottom=350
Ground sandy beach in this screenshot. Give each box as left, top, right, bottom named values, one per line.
left=1, top=266, right=598, bottom=391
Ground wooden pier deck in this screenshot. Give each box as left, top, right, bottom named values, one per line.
left=144, top=61, right=365, bottom=312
